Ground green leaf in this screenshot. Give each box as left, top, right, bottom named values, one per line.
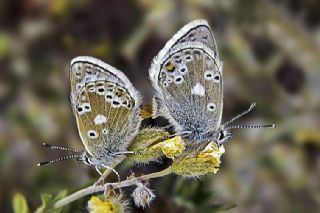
left=12, top=193, right=29, bottom=213
left=36, top=190, right=68, bottom=213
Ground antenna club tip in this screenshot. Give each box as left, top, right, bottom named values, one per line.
left=251, top=102, right=256, bottom=107
left=42, top=143, right=50, bottom=147
left=37, top=161, right=50, bottom=166
left=271, top=124, right=277, bottom=128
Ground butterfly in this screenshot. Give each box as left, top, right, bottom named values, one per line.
left=38, top=56, right=142, bottom=176
left=149, top=19, right=275, bottom=146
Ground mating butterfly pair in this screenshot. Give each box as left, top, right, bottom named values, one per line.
left=38, top=20, right=275, bottom=175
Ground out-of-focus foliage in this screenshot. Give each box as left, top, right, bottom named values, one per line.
left=35, top=190, right=68, bottom=213
left=12, top=193, right=29, bottom=213
left=1, top=0, right=320, bottom=212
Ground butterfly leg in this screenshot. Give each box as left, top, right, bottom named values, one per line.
left=93, top=166, right=106, bottom=186
left=95, top=166, right=103, bottom=176
left=101, top=164, right=121, bottom=182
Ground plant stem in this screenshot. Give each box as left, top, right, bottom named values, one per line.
left=54, top=166, right=173, bottom=209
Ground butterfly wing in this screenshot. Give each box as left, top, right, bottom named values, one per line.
left=70, top=56, right=142, bottom=161
left=149, top=20, right=223, bottom=143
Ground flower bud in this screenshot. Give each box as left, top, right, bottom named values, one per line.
left=131, top=183, right=156, bottom=208
left=151, top=135, right=185, bottom=159
left=128, top=128, right=170, bottom=163
left=88, top=194, right=127, bottom=213
left=172, top=142, right=225, bottom=177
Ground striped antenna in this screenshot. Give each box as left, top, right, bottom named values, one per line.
left=226, top=124, right=276, bottom=130
left=37, top=154, right=81, bottom=166
left=223, top=102, right=256, bottom=126
left=42, top=143, right=81, bottom=153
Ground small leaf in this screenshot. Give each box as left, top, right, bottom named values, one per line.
left=36, top=190, right=68, bottom=213
left=12, top=193, right=29, bottom=213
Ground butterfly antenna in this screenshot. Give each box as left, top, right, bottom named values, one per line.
left=37, top=154, right=81, bottom=166
left=226, top=124, right=276, bottom=130
left=223, top=102, right=256, bottom=127
left=42, top=143, right=81, bottom=153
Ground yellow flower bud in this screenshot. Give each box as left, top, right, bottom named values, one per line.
left=172, top=142, right=225, bottom=177
left=128, top=128, right=170, bottom=163
left=151, top=136, right=185, bottom=159
left=88, top=195, right=127, bottom=213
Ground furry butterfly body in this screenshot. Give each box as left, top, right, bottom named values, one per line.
left=69, top=56, right=142, bottom=168
left=38, top=56, right=142, bottom=176
left=150, top=20, right=224, bottom=144
left=149, top=20, right=275, bottom=146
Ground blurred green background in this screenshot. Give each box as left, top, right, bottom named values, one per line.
left=1, top=0, right=320, bottom=212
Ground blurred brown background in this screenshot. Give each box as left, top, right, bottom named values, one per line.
left=1, top=0, right=320, bottom=212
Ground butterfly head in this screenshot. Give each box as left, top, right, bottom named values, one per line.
left=76, top=152, right=94, bottom=165
left=216, top=127, right=233, bottom=146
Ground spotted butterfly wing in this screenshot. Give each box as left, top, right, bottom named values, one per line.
left=70, top=56, right=142, bottom=165
left=149, top=20, right=223, bottom=144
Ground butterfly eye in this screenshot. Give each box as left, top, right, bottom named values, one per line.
left=81, top=155, right=90, bottom=165
left=218, top=131, right=224, bottom=141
